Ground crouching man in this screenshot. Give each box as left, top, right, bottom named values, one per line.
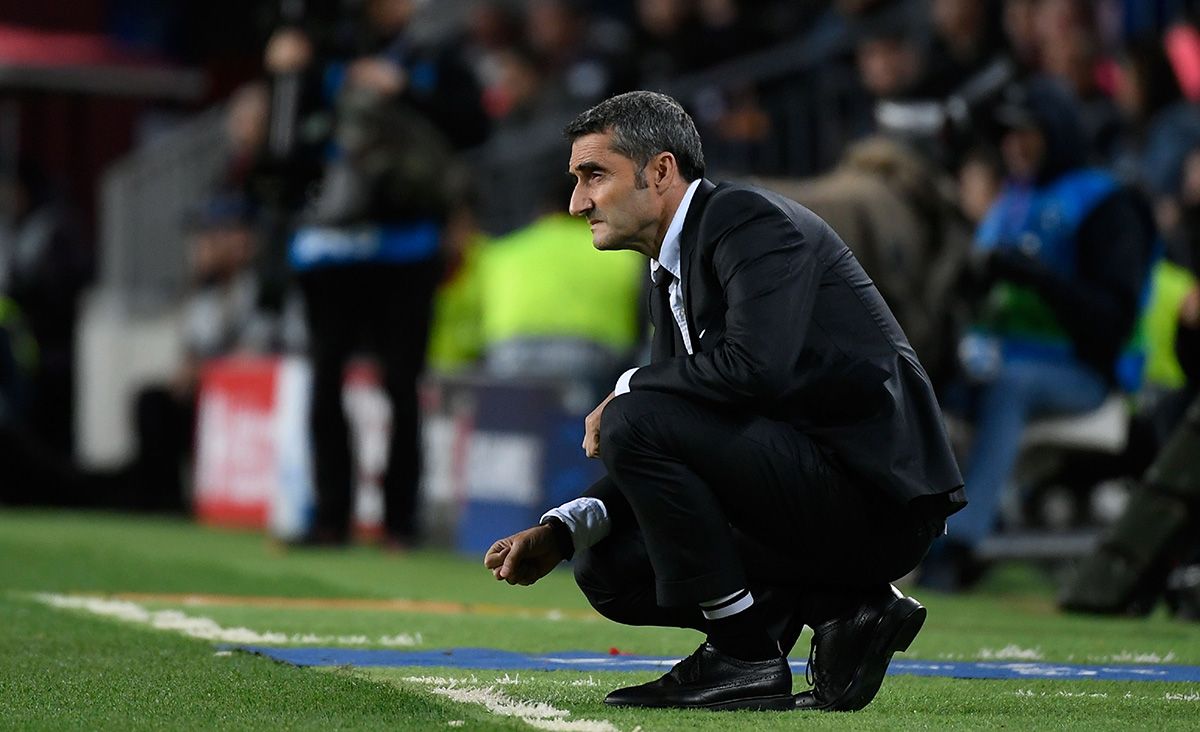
left=484, top=91, right=965, bottom=711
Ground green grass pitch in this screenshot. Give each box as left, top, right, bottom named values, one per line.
left=2, top=509, right=1199, bottom=730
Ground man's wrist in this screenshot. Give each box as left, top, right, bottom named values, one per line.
left=541, top=517, right=575, bottom=561
left=540, top=497, right=610, bottom=556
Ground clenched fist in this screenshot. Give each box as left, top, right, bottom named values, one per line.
left=483, top=524, right=564, bottom=586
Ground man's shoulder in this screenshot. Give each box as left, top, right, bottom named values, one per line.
left=701, top=180, right=829, bottom=236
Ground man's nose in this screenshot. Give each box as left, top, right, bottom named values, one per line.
left=568, top=185, right=591, bottom=217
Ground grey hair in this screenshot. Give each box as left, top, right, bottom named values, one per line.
left=564, top=91, right=705, bottom=184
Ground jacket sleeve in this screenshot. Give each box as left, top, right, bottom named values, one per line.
left=628, top=194, right=822, bottom=404
left=581, top=474, right=633, bottom=532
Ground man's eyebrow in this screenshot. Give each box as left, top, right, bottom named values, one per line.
left=570, top=161, right=604, bottom=175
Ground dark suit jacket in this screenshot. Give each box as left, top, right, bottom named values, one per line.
left=588, top=179, right=965, bottom=519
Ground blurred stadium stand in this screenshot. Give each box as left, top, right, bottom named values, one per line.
left=79, top=10, right=868, bottom=467
left=3, top=1, right=1197, bottom=598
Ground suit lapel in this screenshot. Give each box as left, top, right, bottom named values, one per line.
left=679, top=179, right=715, bottom=348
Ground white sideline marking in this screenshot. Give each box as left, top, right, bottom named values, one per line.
left=978, top=645, right=1044, bottom=661
left=34, top=594, right=422, bottom=647
left=1014, top=688, right=1200, bottom=702
left=945, top=649, right=1180, bottom=664
left=1093, top=651, right=1178, bottom=664
left=401, top=676, right=619, bottom=732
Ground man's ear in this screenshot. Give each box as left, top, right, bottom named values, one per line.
left=652, top=152, right=678, bottom=191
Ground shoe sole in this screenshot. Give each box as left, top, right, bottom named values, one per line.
left=605, top=694, right=796, bottom=712
left=828, top=597, right=926, bottom=712
left=706, top=694, right=797, bottom=712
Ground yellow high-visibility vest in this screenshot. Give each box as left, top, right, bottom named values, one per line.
left=478, top=214, right=643, bottom=351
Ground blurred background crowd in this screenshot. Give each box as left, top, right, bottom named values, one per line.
left=2, top=0, right=1200, bottom=613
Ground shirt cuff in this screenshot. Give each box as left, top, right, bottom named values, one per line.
left=614, top=367, right=638, bottom=395
left=540, top=497, right=610, bottom=556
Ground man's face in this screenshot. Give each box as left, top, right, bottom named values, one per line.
left=1001, top=126, right=1045, bottom=182
left=857, top=38, right=920, bottom=98
left=568, top=131, right=660, bottom=253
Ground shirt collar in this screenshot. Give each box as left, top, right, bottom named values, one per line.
left=651, top=178, right=702, bottom=282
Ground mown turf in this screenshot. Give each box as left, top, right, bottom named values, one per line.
left=361, top=667, right=1200, bottom=731
left=3, top=509, right=1200, bottom=730
left=0, top=592, right=526, bottom=731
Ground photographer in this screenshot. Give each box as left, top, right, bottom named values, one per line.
left=921, top=77, right=1157, bottom=590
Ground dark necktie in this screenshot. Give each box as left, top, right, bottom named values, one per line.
left=651, top=270, right=685, bottom=359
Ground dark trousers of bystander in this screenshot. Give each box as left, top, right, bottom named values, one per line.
left=299, top=259, right=441, bottom=544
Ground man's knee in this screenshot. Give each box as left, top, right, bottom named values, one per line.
left=573, top=544, right=620, bottom=620
left=573, top=541, right=645, bottom=626
left=599, top=391, right=660, bottom=454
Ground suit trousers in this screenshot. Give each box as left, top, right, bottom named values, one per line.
left=579, top=390, right=938, bottom=632
left=299, top=259, right=440, bottom=541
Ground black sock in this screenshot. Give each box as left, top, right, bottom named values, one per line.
left=703, top=598, right=780, bottom=661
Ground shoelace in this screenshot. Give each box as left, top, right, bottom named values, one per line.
left=806, top=639, right=817, bottom=687
left=671, top=644, right=708, bottom=683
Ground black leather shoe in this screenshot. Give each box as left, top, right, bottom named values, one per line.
left=604, top=642, right=794, bottom=711
left=794, top=585, right=925, bottom=712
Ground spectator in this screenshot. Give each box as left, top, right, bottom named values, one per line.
left=0, top=157, right=90, bottom=457
left=124, top=195, right=273, bottom=513
left=630, top=0, right=699, bottom=87
left=462, top=0, right=526, bottom=117
left=921, top=77, right=1157, bottom=590
left=1001, top=0, right=1041, bottom=74
left=854, top=16, right=927, bottom=102
left=956, top=144, right=1005, bottom=225
left=526, top=0, right=630, bottom=105
left=0, top=196, right=268, bottom=513
left=759, top=136, right=972, bottom=387
left=923, top=0, right=1008, bottom=96
left=1059, top=195, right=1200, bottom=617
left=1134, top=145, right=1200, bottom=446
left=487, top=43, right=564, bottom=128
left=1040, top=26, right=1125, bottom=163
left=278, top=0, right=489, bottom=548
left=1033, top=0, right=1095, bottom=46
left=695, top=0, right=755, bottom=67
left=476, top=179, right=644, bottom=385
left=219, top=82, right=271, bottom=195
left=1112, top=36, right=1200, bottom=220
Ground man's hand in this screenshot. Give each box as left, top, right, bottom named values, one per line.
left=582, top=392, right=616, bottom=458
left=483, top=525, right=564, bottom=585
left=1181, top=285, right=1200, bottom=329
